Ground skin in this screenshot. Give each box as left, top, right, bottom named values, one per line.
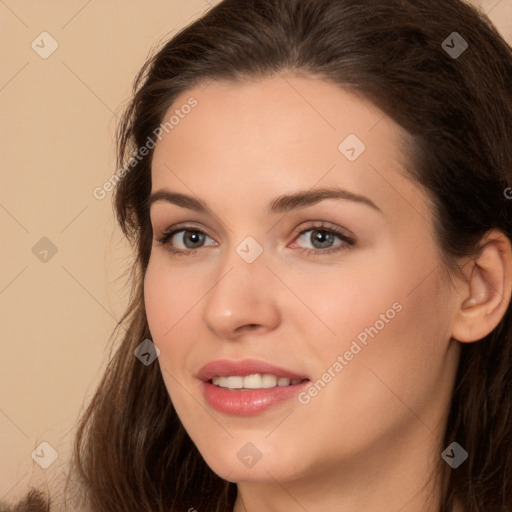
left=144, top=74, right=512, bottom=512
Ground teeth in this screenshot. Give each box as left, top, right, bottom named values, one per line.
left=262, top=374, right=278, bottom=388
left=227, top=376, right=243, bottom=389
left=244, top=374, right=262, bottom=388
left=211, top=373, right=303, bottom=389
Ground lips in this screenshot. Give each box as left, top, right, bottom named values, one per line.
left=198, top=359, right=310, bottom=416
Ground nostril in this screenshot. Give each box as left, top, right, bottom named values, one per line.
left=235, top=323, right=262, bottom=333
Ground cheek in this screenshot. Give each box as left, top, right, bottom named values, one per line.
left=144, top=257, right=204, bottom=342
left=143, top=260, right=202, bottom=413
left=143, top=258, right=201, bottom=397
left=279, top=249, right=403, bottom=346
left=305, top=266, right=454, bottom=438
left=293, top=243, right=453, bottom=409
left=144, top=264, right=173, bottom=346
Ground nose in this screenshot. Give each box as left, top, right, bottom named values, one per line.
left=202, top=249, right=282, bottom=340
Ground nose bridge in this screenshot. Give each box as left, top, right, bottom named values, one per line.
left=202, top=238, right=281, bottom=337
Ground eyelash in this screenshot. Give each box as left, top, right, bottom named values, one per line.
left=154, top=222, right=355, bottom=257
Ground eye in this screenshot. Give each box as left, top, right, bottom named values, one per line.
left=155, top=227, right=216, bottom=255
left=291, top=223, right=354, bottom=255
left=154, top=222, right=354, bottom=257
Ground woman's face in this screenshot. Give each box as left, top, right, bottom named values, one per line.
left=145, top=75, right=461, bottom=485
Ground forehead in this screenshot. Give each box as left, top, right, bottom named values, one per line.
left=152, top=73, right=402, bottom=167
left=150, top=74, right=428, bottom=225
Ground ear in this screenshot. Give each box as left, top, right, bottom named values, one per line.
left=451, top=229, right=512, bottom=343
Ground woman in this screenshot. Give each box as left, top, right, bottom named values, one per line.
left=7, top=0, right=512, bottom=510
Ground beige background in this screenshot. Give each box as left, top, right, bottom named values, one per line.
left=1, top=0, right=510, bottom=504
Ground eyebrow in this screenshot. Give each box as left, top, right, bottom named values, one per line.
left=148, top=187, right=381, bottom=214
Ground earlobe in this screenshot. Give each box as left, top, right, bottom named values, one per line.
left=452, top=230, right=512, bottom=344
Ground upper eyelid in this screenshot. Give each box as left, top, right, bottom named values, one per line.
left=156, top=222, right=215, bottom=237
left=148, top=202, right=232, bottom=236
left=154, top=221, right=348, bottom=236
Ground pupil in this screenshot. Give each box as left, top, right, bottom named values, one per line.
left=185, top=231, right=204, bottom=248
left=311, top=230, right=334, bottom=249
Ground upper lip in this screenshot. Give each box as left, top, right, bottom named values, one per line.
left=197, top=359, right=309, bottom=382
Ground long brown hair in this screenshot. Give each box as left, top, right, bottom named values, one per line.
left=8, top=0, right=512, bottom=510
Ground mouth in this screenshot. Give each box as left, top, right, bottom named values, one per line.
left=210, top=374, right=306, bottom=390
left=198, top=359, right=310, bottom=416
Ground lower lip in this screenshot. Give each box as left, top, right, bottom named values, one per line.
left=202, top=380, right=309, bottom=416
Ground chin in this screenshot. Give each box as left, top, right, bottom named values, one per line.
left=196, top=440, right=308, bottom=484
